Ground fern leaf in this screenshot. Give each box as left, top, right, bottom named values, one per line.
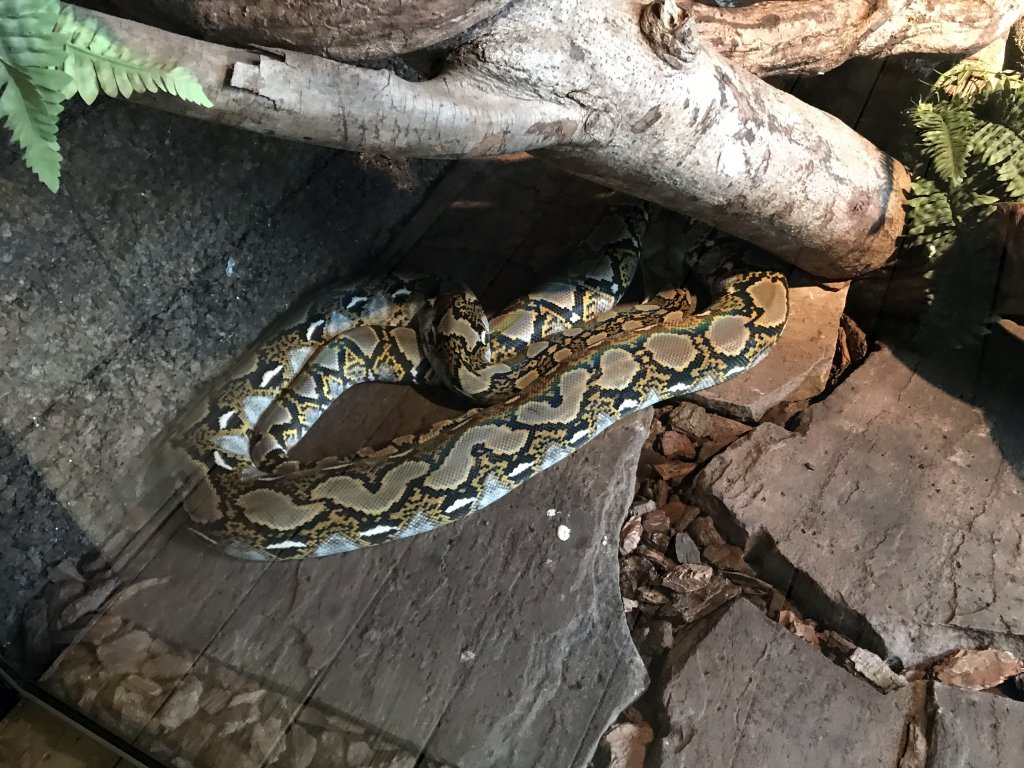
left=56, top=6, right=212, bottom=107
left=0, top=0, right=71, bottom=191
left=968, top=121, right=1024, bottom=199
left=911, top=101, right=974, bottom=186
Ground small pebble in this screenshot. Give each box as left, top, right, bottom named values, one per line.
left=557, top=525, right=571, bottom=541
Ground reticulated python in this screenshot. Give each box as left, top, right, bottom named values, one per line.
left=177, top=203, right=788, bottom=560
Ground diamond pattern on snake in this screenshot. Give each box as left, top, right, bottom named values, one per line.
left=173, top=203, right=789, bottom=560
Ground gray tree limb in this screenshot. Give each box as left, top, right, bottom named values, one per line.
left=695, top=0, right=1024, bottom=77
left=72, top=0, right=909, bottom=279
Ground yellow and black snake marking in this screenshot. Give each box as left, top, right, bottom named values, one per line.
left=176, top=204, right=788, bottom=560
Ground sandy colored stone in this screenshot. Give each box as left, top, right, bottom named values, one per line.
left=157, top=678, right=204, bottom=731
left=95, top=629, right=153, bottom=674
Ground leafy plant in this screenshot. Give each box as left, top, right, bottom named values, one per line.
left=903, top=61, right=1024, bottom=346
left=0, top=0, right=211, bottom=191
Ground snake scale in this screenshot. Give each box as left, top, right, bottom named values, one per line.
left=177, top=203, right=788, bottom=560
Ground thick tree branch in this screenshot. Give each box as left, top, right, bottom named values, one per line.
left=101, top=0, right=515, bottom=61
left=70, top=1, right=910, bottom=279
left=695, top=0, right=1024, bottom=77
left=98, top=0, right=1024, bottom=77
left=72, top=8, right=586, bottom=157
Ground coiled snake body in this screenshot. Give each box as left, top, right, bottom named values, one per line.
left=178, top=204, right=788, bottom=560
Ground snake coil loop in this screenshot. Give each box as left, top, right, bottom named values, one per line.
left=175, top=204, right=788, bottom=560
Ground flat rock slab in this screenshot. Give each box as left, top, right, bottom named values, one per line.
left=931, top=684, right=1024, bottom=767
left=47, top=412, right=650, bottom=768
left=693, top=324, right=1024, bottom=664
left=0, top=99, right=446, bottom=549
left=688, top=274, right=849, bottom=422
left=650, top=599, right=913, bottom=767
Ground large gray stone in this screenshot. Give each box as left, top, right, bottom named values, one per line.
left=50, top=411, right=651, bottom=768
left=931, top=684, right=1024, bottom=767
left=692, top=326, right=1024, bottom=664
left=650, top=599, right=913, bottom=767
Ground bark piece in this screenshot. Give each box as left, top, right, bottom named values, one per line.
left=659, top=430, right=696, bottom=460
left=602, top=721, right=653, bottom=768
left=653, top=461, right=696, bottom=482
left=849, top=648, right=908, bottom=693
left=931, top=684, right=1024, bottom=766
left=109, top=0, right=514, bottom=61
left=693, top=0, right=1024, bottom=77
left=688, top=275, right=850, bottom=422
left=74, top=0, right=909, bottom=279
left=692, top=328, right=1024, bottom=665
left=651, top=600, right=916, bottom=767
left=124, top=0, right=1024, bottom=79
left=933, top=649, right=1024, bottom=691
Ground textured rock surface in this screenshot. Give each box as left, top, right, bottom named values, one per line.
left=931, top=684, right=1024, bottom=767
left=44, top=411, right=650, bottom=768
left=651, top=600, right=913, bottom=767
left=688, top=274, right=849, bottom=421
left=0, top=99, right=446, bottom=548
left=692, top=328, right=1024, bottom=664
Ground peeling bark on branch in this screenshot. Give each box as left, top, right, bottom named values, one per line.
left=75, top=9, right=587, bottom=158
left=109, top=0, right=1024, bottom=77
left=74, top=0, right=909, bottom=279
left=694, top=0, right=1024, bottom=77
left=103, top=0, right=514, bottom=61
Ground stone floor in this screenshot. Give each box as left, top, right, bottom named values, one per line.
left=2, top=54, right=1024, bottom=768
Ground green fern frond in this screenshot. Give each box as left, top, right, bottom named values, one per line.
left=905, top=177, right=958, bottom=253
left=0, top=0, right=70, bottom=191
left=56, top=6, right=211, bottom=107
left=968, top=121, right=1024, bottom=198
left=911, top=101, right=974, bottom=186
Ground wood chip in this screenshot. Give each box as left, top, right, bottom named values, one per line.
left=662, top=498, right=700, bottom=529
left=602, top=721, right=654, bottom=768
left=660, top=578, right=740, bottom=623
left=661, top=564, right=715, bottom=594
left=641, top=507, right=671, bottom=535
left=778, top=609, right=820, bottom=649
left=702, top=542, right=751, bottom=574
left=619, top=516, right=644, bottom=556
left=654, top=480, right=670, bottom=507
left=819, top=629, right=857, bottom=657
left=687, top=516, right=724, bottom=548
left=659, top=430, right=696, bottom=460
left=667, top=402, right=711, bottom=438
left=933, top=649, right=1024, bottom=690
left=636, top=586, right=671, bottom=605
left=636, top=545, right=676, bottom=571
left=673, top=534, right=700, bottom=564
left=849, top=648, right=908, bottom=692
left=653, top=461, right=696, bottom=482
